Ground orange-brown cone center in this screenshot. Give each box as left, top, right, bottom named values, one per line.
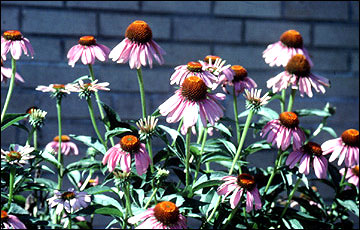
left=153, top=201, right=180, bottom=226
left=187, top=61, right=203, bottom=72
left=6, top=151, right=21, bottom=161
left=1, top=59, right=3, bottom=66
left=1, top=210, right=8, bottom=220
left=3, top=30, right=22, bottom=41
left=280, top=30, right=303, bottom=48
left=52, top=84, right=66, bottom=90
left=53, top=135, right=71, bottom=142
left=341, top=129, right=359, bottom=147
left=181, top=76, right=208, bottom=101
left=279, top=112, right=299, bottom=128
left=204, top=55, right=221, bottom=63
left=26, top=106, right=39, bottom=114
left=78, top=35, right=97, bottom=46
left=302, top=142, right=323, bottom=156
left=120, top=135, right=140, bottom=153
left=237, top=173, right=256, bottom=190
left=61, top=191, right=76, bottom=200
left=351, top=165, right=359, bottom=177
left=286, top=54, right=311, bottom=77
left=231, top=65, right=248, bottom=82
left=125, top=20, right=152, bottom=44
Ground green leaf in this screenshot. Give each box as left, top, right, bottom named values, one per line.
left=70, top=134, right=106, bottom=155
left=40, top=149, right=61, bottom=168
left=336, top=199, right=359, bottom=217
left=158, top=125, right=182, bottom=144
left=9, top=203, right=29, bottom=215
left=257, top=107, right=279, bottom=121
left=104, top=127, right=132, bottom=141
left=322, top=126, right=337, bottom=138
left=74, top=204, right=123, bottom=218
left=35, top=178, right=57, bottom=190
left=93, top=194, right=123, bottom=211
left=1, top=113, right=29, bottom=131
left=289, top=219, right=303, bottom=229
left=294, top=109, right=331, bottom=117
left=72, top=75, right=90, bottom=83
left=65, top=159, right=101, bottom=172
left=244, top=140, right=271, bottom=155
left=213, top=123, right=232, bottom=137
left=84, top=185, right=113, bottom=195
left=193, top=172, right=227, bottom=192
left=216, top=139, right=236, bottom=156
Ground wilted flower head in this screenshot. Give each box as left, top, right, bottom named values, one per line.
left=1, top=144, right=35, bottom=166
left=267, top=54, right=330, bottom=97
left=217, top=173, right=262, bottom=212
left=244, top=88, right=271, bottom=112
left=128, top=201, right=187, bottom=229
left=109, top=20, right=165, bottom=69
left=68, top=79, right=110, bottom=99
left=1, top=210, right=26, bottom=229
left=321, top=129, right=359, bottom=167
left=1, top=30, right=34, bottom=60
left=35, top=83, right=73, bottom=99
left=27, top=108, right=47, bottom=128
left=45, top=135, right=79, bottom=156
left=136, top=115, right=158, bottom=136
left=262, top=29, right=312, bottom=67
left=261, top=111, right=306, bottom=151
left=47, top=188, right=91, bottom=215
left=67, top=35, right=110, bottom=67
left=155, top=167, right=170, bottom=180
left=1, top=59, right=24, bottom=83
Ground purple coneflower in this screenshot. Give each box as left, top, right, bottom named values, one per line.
left=262, top=29, right=312, bottom=67
left=267, top=54, right=330, bottom=98
left=1, top=59, right=24, bottom=83
left=45, top=135, right=79, bottom=156
left=159, top=76, right=225, bottom=135
left=170, top=61, right=218, bottom=89
left=1, top=144, right=35, bottom=166
left=1, top=30, right=34, bottom=60
left=217, top=173, right=262, bottom=212
left=321, top=129, right=359, bottom=167
left=200, top=55, right=233, bottom=89
left=67, top=35, right=110, bottom=67
left=261, top=111, right=306, bottom=151
left=102, top=135, right=150, bottom=176
left=286, top=142, right=328, bottom=179
left=340, top=165, right=359, bottom=188
left=1, top=210, right=26, bottom=229
left=128, top=201, right=187, bottom=229
left=109, top=20, right=165, bottom=69
left=47, top=188, right=91, bottom=215
left=221, top=65, right=257, bottom=96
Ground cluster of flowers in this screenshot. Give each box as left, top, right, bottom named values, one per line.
left=1, top=19, right=359, bottom=230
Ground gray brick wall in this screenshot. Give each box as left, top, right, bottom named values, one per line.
left=1, top=1, right=359, bottom=228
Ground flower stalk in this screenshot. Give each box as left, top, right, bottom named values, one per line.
left=56, top=98, right=63, bottom=190
left=233, top=86, right=241, bottom=144
left=287, top=88, right=297, bottom=112
left=1, top=58, right=16, bottom=123
left=193, top=127, right=208, bottom=187
left=264, top=150, right=284, bottom=195
left=281, top=89, right=286, bottom=113
left=7, top=167, right=16, bottom=209
left=86, top=97, right=107, bottom=149
left=279, top=177, right=302, bottom=220
left=185, top=128, right=192, bottom=188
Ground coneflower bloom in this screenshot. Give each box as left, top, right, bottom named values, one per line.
left=200, top=55, right=233, bottom=88
left=244, top=88, right=271, bottom=112
left=35, top=84, right=73, bottom=99
left=45, top=135, right=79, bottom=156
left=170, top=61, right=218, bottom=89
left=1, top=30, right=34, bottom=60
left=221, top=65, right=257, bottom=96
left=267, top=54, right=330, bottom=98
left=262, top=29, right=312, bottom=67
left=77, top=176, right=99, bottom=189
left=128, top=201, right=187, bottom=229
left=286, top=142, right=328, bottom=179
left=1, top=59, right=24, bottom=83
left=340, top=165, right=359, bottom=188
left=261, top=111, right=306, bottom=151
left=217, top=173, right=262, bottom=212
left=68, top=79, right=110, bottom=99
left=102, top=135, right=150, bottom=176
left=321, top=129, right=359, bottom=167
left=67, top=35, right=110, bottom=67
left=1, top=144, right=35, bottom=166
left=159, top=76, right=225, bottom=135
left=47, top=188, right=91, bottom=215
left=1, top=210, right=26, bottom=229
left=109, top=20, right=165, bottom=69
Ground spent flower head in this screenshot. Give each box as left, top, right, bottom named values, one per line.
left=27, top=108, right=47, bottom=128
left=136, top=115, right=159, bottom=137
left=244, top=88, right=271, bottom=112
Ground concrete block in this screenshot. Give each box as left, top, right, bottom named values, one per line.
left=142, top=1, right=211, bottom=14
left=308, top=49, right=348, bottom=72
left=314, top=24, right=359, bottom=48
left=67, top=1, right=139, bottom=10
left=1, top=7, right=19, bottom=30
left=1, top=1, right=63, bottom=7
left=214, top=1, right=281, bottom=18
left=26, top=36, right=62, bottom=61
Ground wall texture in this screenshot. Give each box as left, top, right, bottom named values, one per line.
left=1, top=1, right=359, bottom=227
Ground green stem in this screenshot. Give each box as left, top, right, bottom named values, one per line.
left=287, top=88, right=296, bottom=112
left=144, top=187, right=159, bottom=209
left=33, top=128, right=38, bottom=150
left=196, top=127, right=205, bottom=144
left=1, top=58, right=16, bottom=123
left=233, top=86, right=241, bottom=144
left=25, top=126, right=36, bottom=146
left=80, top=168, right=94, bottom=191
left=88, top=64, right=114, bottom=147
left=124, top=182, right=133, bottom=217
left=171, top=119, right=183, bottom=147
left=279, top=177, right=302, bottom=220
left=193, top=127, right=208, bottom=187
left=229, top=109, right=255, bottom=175
left=185, top=128, right=192, bottom=188
left=146, top=138, right=154, bottom=174
left=68, top=215, right=72, bottom=229
left=281, top=89, right=286, bottom=113
left=264, top=150, right=284, bottom=195
left=56, top=98, right=63, bottom=191
left=136, top=68, right=147, bottom=118
left=7, top=167, right=16, bottom=209
left=222, top=192, right=244, bottom=229
left=86, top=97, right=107, bottom=149
left=339, top=167, right=348, bottom=192
left=206, top=196, right=221, bottom=223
